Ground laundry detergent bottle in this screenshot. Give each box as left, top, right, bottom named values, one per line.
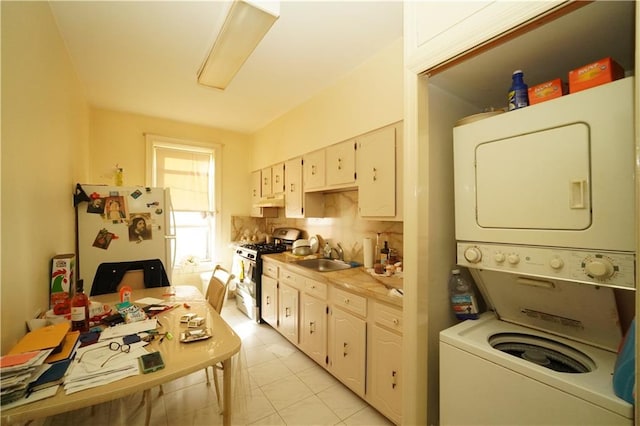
left=448, top=268, right=479, bottom=320
left=508, top=70, right=529, bottom=110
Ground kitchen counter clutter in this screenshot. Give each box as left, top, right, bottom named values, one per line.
left=263, top=253, right=403, bottom=307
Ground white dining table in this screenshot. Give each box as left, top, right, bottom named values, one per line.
left=1, top=285, right=242, bottom=426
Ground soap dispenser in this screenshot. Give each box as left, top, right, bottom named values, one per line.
left=323, top=242, right=332, bottom=259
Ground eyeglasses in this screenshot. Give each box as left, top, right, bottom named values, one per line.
left=77, top=341, right=131, bottom=367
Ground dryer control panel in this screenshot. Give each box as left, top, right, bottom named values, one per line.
left=457, top=242, right=636, bottom=289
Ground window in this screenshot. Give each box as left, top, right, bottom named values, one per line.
left=145, top=135, right=221, bottom=271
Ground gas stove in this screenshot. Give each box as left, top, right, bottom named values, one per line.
left=232, top=228, right=301, bottom=322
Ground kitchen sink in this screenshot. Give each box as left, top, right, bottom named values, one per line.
left=296, top=258, right=352, bottom=272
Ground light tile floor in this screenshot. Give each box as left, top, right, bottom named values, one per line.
left=37, top=304, right=394, bottom=426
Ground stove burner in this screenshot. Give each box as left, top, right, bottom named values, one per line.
left=240, top=242, right=287, bottom=254
left=489, top=332, right=595, bottom=373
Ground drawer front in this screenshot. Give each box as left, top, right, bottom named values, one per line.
left=280, top=268, right=305, bottom=290
left=304, top=279, right=327, bottom=300
left=373, top=302, right=403, bottom=333
left=331, top=287, right=367, bottom=317
left=263, top=261, right=279, bottom=279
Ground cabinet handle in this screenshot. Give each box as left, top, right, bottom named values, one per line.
left=344, top=298, right=350, bottom=304
left=392, top=370, right=397, bottom=389
left=372, top=167, right=377, bottom=182
left=290, top=183, right=295, bottom=192
left=252, top=189, right=257, bottom=196
left=311, top=165, right=316, bottom=176
left=393, top=318, right=399, bottom=325
left=285, top=307, right=291, bottom=317
left=275, top=174, right=280, bottom=184
left=264, top=177, right=268, bottom=185
left=309, top=321, right=315, bottom=334
left=343, top=342, right=348, bottom=357
left=337, top=158, right=342, bottom=170
left=266, top=296, right=271, bottom=306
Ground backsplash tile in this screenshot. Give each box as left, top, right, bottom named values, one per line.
left=231, top=190, right=403, bottom=264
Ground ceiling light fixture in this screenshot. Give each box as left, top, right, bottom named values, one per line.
left=197, top=0, right=279, bottom=90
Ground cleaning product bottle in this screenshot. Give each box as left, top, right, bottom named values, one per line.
left=323, top=242, right=332, bottom=259
left=71, top=279, right=89, bottom=332
left=448, top=269, right=479, bottom=320
left=508, top=70, right=529, bottom=111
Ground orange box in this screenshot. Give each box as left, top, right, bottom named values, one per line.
left=568, top=57, right=624, bottom=93
left=528, top=78, right=566, bottom=105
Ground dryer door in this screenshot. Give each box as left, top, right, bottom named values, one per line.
left=475, top=123, right=590, bottom=230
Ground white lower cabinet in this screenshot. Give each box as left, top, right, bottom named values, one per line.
left=261, top=274, right=278, bottom=326
left=260, top=260, right=402, bottom=424
left=278, top=282, right=299, bottom=344
left=299, top=292, right=327, bottom=366
left=369, top=302, right=403, bottom=424
left=329, top=305, right=367, bottom=397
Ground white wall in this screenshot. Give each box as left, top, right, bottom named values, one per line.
left=251, top=38, right=404, bottom=169
left=1, top=2, right=90, bottom=353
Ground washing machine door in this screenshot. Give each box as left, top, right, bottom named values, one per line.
left=473, top=269, right=622, bottom=351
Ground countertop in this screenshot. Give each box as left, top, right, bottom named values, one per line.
left=262, top=253, right=404, bottom=308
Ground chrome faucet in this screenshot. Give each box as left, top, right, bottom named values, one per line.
left=331, top=243, right=344, bottom=261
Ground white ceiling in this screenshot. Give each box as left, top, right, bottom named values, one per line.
left=49, top=1, right=403, bottom=135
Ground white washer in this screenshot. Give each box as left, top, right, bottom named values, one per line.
left=439, top=269, right=633, bottom=425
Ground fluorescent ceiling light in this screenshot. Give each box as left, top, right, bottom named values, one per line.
left=197, top=0, right=279, bottom=90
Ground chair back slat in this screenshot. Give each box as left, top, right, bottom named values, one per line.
left=205, top=265, right=234, bottom=313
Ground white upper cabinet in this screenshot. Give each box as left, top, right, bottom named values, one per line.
left=284, top=157, right=303, bottom=218
left=251, top=170, right=278, bottom=218
left=405, top=1, right=566, bottom=73
left=357, top=124, right=401, bottom=219
left=326, top=140, right=356, bottom=187
left=271, top=162, right=285, bottom=194
left=303, top=149, right=326, bottom=191
left=261, top=166, right=272, bottom=196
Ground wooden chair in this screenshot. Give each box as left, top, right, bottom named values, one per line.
left=203, top=265, right=235, bottom=411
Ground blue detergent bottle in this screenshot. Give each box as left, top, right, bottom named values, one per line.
left=613, top=318, right=635, bottom=404
left=508, top=70, right=529, bottom=110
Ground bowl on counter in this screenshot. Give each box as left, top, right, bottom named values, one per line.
left=292, top=239, right=312, bottom=256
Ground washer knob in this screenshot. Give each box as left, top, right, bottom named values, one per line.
left=584, top=258, right=615, bottom=279
left=494, top=252, right=506, bottom=263
left=464, top=247, right=482, bottom=263
left=507, top=254, right=520, bottom=265
left=549, top=257, right=564, bottom=270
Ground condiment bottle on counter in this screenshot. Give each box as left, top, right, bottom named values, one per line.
left=71, top=279, right=89, bottom=332
left=380, top=241, right=389, bottom=266
left=508, top=70, right=529, bottom=110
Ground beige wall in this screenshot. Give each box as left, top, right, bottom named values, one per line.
left=251, top=38, right=403, bottom=169
left=1, top=2, right=90, bottom=352
left=88, top=108, right=254, bottom=270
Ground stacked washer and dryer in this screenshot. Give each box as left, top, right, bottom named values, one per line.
left=441, top=77, right=636, bottom=425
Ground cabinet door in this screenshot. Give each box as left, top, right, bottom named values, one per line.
left=278, top=283, right=299, bottom=344
left=357, top=126, right=396, bottom=217
left=329, top=307, right=366, bottom=397
left=326, top=140, right=356, bottom=186
left=303, top=149, right=326, bottom=190
left=369, top=325, right=402, bottom=424
left=405, top=1, right=565, bottom=73
left=261, top=275, right=278, bottom=326
left=285, top=157, right=303, bottom=218
left=261, top=166, right=272, bottom=196
left=251, top=170, right=278, bottom=218
left=271, top=162, right=285, bottom=194
left=299, top=293, right=327, bottom=366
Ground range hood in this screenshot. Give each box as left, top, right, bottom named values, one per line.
left=254, top=194, right=285, bottom=208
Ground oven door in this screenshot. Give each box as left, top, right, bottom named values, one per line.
left=453, top=77, right=635, bottom=252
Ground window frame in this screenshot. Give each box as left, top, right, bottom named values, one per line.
left=145, top=134, right=222, bottom=269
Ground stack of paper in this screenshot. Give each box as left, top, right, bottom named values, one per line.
left=63, top=340, right=149, bottom=394
left=0, top=349, right=53, bottom=405
left=1, top=322, right=77, bottom=408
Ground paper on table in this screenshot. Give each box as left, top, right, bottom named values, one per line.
left=134, top=297, right=165, bottom=305
left=98, top=319, right=157, bottom=341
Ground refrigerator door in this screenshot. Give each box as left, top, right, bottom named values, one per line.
left=77, top=185, right=173, bottom=295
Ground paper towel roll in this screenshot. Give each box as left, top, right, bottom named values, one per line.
left=363, top=237, right=373, bottom=268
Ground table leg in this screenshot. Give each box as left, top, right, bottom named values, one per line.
left=222, top=357, right=232, bottom=426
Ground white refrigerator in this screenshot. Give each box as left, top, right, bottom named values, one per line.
left=75, top=184, right=175, bottom=296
